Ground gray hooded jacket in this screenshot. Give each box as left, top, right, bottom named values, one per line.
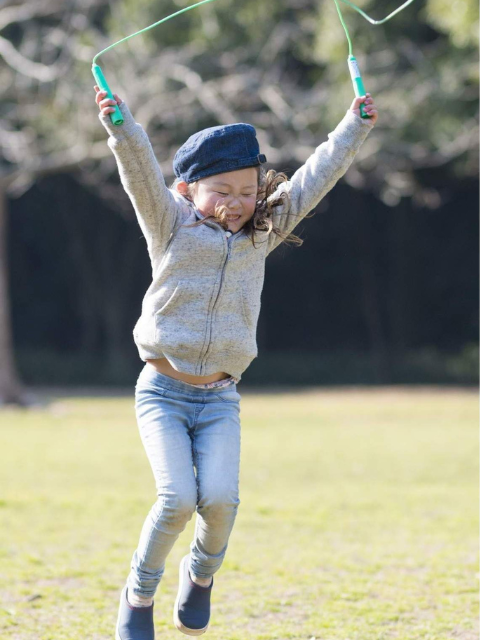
left=99, top=103, right=374, bottom=380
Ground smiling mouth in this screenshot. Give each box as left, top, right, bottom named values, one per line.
left=227, top=215, right=241, bottom=221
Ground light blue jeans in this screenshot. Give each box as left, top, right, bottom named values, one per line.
left=127, top=364, right=242, bottom=599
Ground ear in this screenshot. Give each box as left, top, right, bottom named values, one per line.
left=176, top=181, right=190, bottom=196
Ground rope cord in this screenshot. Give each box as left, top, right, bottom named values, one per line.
left=333, top=0, right=417, bottom=56
left=93, top=0, right=418, bottom=63
left=333, top=0, right=354, bottom=56
left=93, top=0, right=219, bottom=63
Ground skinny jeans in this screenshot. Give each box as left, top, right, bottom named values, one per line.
left=127, top=364, right=241, bottom=599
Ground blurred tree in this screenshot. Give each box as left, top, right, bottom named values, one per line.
left=102, top=0, right=478, bottom=194
left=0, top=0, right=478, bottom=400
left=0, top=0, right=115, bottom=403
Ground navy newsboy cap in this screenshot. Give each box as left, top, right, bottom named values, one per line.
left=173, top=123, right=267, bottom=184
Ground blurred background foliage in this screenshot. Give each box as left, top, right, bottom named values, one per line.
left=0, top=0, right=478, bottom=396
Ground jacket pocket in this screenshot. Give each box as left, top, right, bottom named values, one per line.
left=153, top=281, right=208, bottom=363
left=154, top=282, right=182, bottom=340
left=158, top=282, right=181, bottom=315
left=134, top=283, right=183, bottom=347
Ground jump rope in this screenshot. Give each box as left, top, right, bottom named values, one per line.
left=92, top=0, right=417, bottom=126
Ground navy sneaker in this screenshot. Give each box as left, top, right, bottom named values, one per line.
left=173, top=555, right=213, bottom=636
left=116, top=586, right=155, bottom=640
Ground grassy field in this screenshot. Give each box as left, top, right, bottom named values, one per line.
left=0, top=387, right=478, bottom=640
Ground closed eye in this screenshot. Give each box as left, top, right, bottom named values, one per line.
left=215, top=191, right=228, bottom=196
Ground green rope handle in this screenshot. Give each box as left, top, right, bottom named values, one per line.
left=92, top=0, right=221, bottom=125
left=332, top=0, right=417, bottom=118
left=92, top=0, right=417, bottom=124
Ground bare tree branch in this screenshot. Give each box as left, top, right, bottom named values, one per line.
left=0, top=35, right=66, bottom=80
left=0, top=0, right=63, bottom=31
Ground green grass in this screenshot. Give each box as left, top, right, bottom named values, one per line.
left=0, top=387, right=478, bottom=640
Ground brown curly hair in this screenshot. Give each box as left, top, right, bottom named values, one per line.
left=173, top=167, right=305, bottom=249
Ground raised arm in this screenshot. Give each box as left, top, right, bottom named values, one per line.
left=96, top=89, right=177, bottom=258
left=266, top=107, right=375, bottom=255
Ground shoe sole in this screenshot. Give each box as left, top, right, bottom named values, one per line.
left=173, top=556, right=209, bottom=636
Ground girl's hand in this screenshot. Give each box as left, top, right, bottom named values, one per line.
left=94, top=85, right=123, bottom=116
left=350, top=93, right=378, bottom=125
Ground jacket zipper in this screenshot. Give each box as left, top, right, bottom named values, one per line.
left=199, top=233, right=236, bottom=373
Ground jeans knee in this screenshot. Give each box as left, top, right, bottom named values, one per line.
left=198, top=491, right=240, bottom=521
left=150, top=492, right=197, bottom=530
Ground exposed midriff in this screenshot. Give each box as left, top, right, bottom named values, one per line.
left=145, top=358, right=230, bottom=384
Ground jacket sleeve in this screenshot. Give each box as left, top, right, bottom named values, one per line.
left=266, top=110, right=374, bottom=256
left=98, top=102, right=177, bottom=257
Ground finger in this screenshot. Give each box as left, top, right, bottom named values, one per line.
left=113, top=93, right=123, bottom=105
left=99, top=97, right=117, bottom=109
left=101, top=107, right=116, bottom=116
left=95, top=90, right=107, bottom=105
left=354, top=95, right=367, bottom=106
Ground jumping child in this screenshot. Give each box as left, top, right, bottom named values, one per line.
left=95, top=84, right=378, bottom=640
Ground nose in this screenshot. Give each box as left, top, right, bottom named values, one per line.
left=227, top=196, right=241, bottom=211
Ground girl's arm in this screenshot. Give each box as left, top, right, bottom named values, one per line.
left=96, top=88, right=177, bottom=258
left=266, top=95, right=376, bottom=255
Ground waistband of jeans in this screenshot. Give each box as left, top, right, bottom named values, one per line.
left=137, top=363, right=236, bottom=395
left=185, top=375, right=239, bottom=389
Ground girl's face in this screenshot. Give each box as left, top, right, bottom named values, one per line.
left=177, top=168, right=258, bottom=233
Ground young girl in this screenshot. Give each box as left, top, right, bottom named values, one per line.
left=95, top=85, right=377, bottom=640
